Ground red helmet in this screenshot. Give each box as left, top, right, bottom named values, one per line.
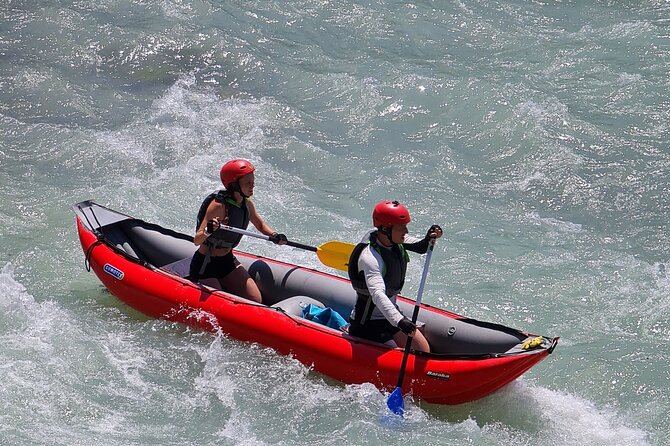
left=220, top=159, right=255, bottom=187
left=373, top=201, right=411, bottom=227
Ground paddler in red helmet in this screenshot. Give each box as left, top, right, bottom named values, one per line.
left=189, top=159, right=287, bottom=303
left=347, top=201, right=442, bottom=352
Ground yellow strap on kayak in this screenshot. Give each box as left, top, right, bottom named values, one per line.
left=316, top=241, right=355, bottom=271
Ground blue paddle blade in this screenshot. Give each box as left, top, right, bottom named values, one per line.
left=387, top=387, right=405, bottom=416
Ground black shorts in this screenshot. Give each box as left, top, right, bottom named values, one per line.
left=189, top=251, right=239, bottom=281
left=348, top=318, right=400, bottom=344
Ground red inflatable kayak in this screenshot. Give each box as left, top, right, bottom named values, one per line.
left=73, top=200, right=558, bottom=405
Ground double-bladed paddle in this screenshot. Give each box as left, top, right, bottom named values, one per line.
left=218, top=223, right=354, bottom=271
left=386, top=238, right=436, bottom=416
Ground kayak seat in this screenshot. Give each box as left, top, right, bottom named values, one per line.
left=121, top=221, right=195, bottom=267
left=161, top=256, right=192, bottom=278
left=271, top=295, right=325, bottom=317
left=101, top=222, right=151, bottom=263
left=242, top=257, right=356, bottom=321
left=101, top=220, right=196, bottom=268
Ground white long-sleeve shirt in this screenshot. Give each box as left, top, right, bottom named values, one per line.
left=351, top=231, right=423, bottom=326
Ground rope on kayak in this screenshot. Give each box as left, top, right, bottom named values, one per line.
left=78, top=203, right=106, bottom=272
left=84, top=239, right=103, bottom=272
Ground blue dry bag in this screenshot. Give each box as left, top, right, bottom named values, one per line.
left=301, top=304, right=348, bottom=330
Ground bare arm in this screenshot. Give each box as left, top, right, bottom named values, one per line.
left=193, top=201, right=226, bottom=246
left=247, top=198, right=277, bottom=237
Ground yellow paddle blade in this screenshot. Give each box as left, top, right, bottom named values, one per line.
left=316, top=241, right=355, bottom=271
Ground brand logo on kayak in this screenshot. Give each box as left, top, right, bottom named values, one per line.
left=103, top=263, right=125, bottom=280
left=427, top=371, right=451, bottom=381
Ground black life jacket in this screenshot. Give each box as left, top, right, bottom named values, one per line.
left=347, top=231, right=409, bottom=324
left=196, top=190, right=250, bottom=249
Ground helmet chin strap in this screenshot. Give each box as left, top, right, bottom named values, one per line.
left=228, top=182, right=250, bottom=199
left=377, top=226, right=395, bottom=244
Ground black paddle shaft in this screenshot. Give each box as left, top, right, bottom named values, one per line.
left=395, top=334, right=414, bottom=389
left=286, top=240, right=317, bottom=252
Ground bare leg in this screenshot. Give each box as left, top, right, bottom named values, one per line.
left=393, top=329, right=430, bottom=353
left=217, top=266, right=263, bottom=304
